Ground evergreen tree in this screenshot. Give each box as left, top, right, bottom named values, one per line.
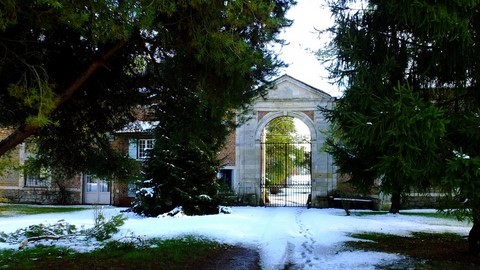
left=0, top=0, right=153, bottom=155
left=0, top=0, right=161, bottom=179
left=0, top=1, right=294, bottom=190
left=131, top=0, right=295, bottom=216
left=322, top=0, right=480, bottom=252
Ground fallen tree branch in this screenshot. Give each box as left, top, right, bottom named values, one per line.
left=19, top=235, right=63, bottom=250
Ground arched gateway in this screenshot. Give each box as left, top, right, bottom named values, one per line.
left=230, top=75, right=336, bottom=208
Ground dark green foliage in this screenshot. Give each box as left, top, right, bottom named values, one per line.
left=442, top=156, right=480, bottom=221
left=134, top=138, right=220, bottom=216
left=0, top=1, right=294, bottom=207
left=0, top=0, right=154, bottom=180
left=324, top=83, right=446, bottom=212
left=322, top=0, right=480, bottom=215
left=87, top=211, right=126, bottom=241
left=132, top=1, right=295, bottom=216
left=441, top=110, right=480, bottom=221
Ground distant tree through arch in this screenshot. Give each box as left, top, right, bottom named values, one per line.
left=262, top=116, right=312, bottom=206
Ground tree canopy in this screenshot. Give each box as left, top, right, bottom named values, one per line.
left=1, top=0, right=159, bottom=179
left=322, top=0, right=480, bottom=252
left=0, top=0, right=294, bottom=184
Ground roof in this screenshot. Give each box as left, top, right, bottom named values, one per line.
left=116, top=121, right=159, bottom=134
left=271, top=74, right=332, bottom=99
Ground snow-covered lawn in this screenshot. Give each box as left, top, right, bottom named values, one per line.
left=0, top=206, right=471, bottom=270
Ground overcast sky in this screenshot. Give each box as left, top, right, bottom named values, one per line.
left=275, top=0, right=341, bottom=97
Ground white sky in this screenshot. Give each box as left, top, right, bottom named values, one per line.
left=275, top=0, right=341, bottom=97
left=294, top=117, right=310, bottom=136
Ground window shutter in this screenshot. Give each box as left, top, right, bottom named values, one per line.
left=128, top=139, right=138, bottom=159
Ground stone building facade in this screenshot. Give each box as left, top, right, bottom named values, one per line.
left=0, top=114, right=155, bottom=206
left=0, top=129, right=82, bottom=204
left=0, top=75, right=338, bottom=207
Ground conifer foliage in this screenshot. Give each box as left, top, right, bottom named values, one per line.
left=127, top=1, right=295, bottom=216
left=0, top=1, right=294, bottom=213
left=322, top=0, right=480, bottom=252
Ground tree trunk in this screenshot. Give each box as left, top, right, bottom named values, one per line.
left=389, top=191, right=401, bottom=214
left=468, top=217, right=480, bottom=255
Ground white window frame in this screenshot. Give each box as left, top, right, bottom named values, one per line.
left=85, top=175, right=109, bottom=193
left=137, top=139, right=154, bottom=159
left=128, top=138, right=155, bottom=160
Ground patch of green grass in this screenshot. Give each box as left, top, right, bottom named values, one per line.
left=352, top=210, right=457, bottom=220
left=402, top=212, right=457, bottom=219
left=346, top=232, right=480, bottom=269
left=0, top=204, right=87, bottom=217
left=0, top=236, right=230, bottom=270
left=0, top=246, right=73, bottom=269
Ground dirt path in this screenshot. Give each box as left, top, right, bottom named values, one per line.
left=198, top=246, right=260, bottom=270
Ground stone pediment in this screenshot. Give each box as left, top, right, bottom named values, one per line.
left=261, top=74, right=331, bottom=101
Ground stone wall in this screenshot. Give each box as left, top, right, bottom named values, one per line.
left=1, top=186, right=81, bottom=205
left=0, top=128, right=22, bottom=186
left=0, top=134, right=83, bottom=205
left=401, top=193, right=444, bottom=209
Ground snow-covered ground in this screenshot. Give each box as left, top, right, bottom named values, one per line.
left=267, top=185, right=311, bottom=207
left=0, top=206, right=471, bottom=269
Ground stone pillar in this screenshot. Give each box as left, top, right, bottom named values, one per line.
left=310, top=109, right=336, bottom=207
left=234, top=114, right=262, bottom=205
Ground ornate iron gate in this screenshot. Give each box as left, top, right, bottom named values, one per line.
left=261, top=142, right=312, bottom=207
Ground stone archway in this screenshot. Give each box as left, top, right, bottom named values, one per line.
left=259, top=115, right=312, bottom=207
left=255, top=111, right=317, bottom=142
left=233, top=75, right=336, bottom=208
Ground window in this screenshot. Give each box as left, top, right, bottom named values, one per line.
left=127, top=183, right=137, bottom=197
left=24, top=165, right=50, bottom=187
left=85, top=175, right=109, bottom=192
left=138, top=139, right=154, bottom=159
left=128, top=138, right=154, bottom=160
left=217, top=169, right=233, bottom=189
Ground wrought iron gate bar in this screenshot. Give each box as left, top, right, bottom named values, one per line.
left=261, top=142, right=312, bottom=207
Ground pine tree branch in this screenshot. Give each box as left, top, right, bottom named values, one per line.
left=0, top=39, right=127, bottom=157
